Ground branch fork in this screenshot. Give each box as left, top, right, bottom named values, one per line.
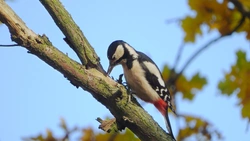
left=0, top=0, right=174, bottom=140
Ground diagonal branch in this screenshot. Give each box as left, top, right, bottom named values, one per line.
left=169, top=13, right=246, bottom=84
left=0, top=0, right=173, bottom=141
left=39, top=0, right=105, bottom=74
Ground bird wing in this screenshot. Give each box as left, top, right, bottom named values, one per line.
left=137, top=51, right=175, bottom=113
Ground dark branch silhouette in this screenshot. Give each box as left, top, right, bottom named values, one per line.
left=230, top=0, right=250, bottom=19
left=168, top=14, right=246, bottom=85
left=0, top=44, right=19, bottom=47
left=172, top=42, right=185, bottom=71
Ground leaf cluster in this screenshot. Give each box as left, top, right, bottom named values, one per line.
left=218, top=50, right=250, bottom=119
left=182, top=0, right=250, bottom=42
left=25, top=119, right=139, bottom=141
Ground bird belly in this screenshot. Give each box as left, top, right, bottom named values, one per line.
left=122, top=62, right=159, bottom=103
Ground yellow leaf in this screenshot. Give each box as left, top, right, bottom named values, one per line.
left=242, top=101, right=250, bottom=118
left=178, top=115, right=221, bottom=141
left=185, top=0, right=250, bottom=40
left=30, top=135, right=45, bottom=141
left=240, top=19, right=250, bottom=40
left=162, top=65, right=171, bottom=82
left=45, top=129, right=56, bottom=141
left=95, top=129, right=140, bottom=141
left=81, top=128, right=94, bottom=141
left=181, top=16, right=202, bottom=42
left=239, top=0, right=250, bottom=10
left=176, top=72, right=207, bottom=100
left=189, top=0, right=217, bottom=15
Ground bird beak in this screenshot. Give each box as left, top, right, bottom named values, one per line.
left=107, top=65, right=114, bottom=75
left=107, top=61, right=114, bottom=75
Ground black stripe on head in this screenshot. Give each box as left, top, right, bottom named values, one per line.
left=107, top=40, right=137, bottom=69
left=107, top=40, right=128, bottom=66
left=122, top=44, right=135, bottom=69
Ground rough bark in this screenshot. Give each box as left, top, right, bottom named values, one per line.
left=0, top=0, right=174, bottom=141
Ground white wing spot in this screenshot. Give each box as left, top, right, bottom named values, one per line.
left=156, top=87, right=159, bottom=91
left=168, top=101, right=171, bottom=106
left=164, top=95, right=168, bottom=101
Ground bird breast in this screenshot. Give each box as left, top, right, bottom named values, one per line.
left=122, top=61, right=160, bottom=103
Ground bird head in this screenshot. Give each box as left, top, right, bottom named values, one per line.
left=107, top=40, right=138, bottom=75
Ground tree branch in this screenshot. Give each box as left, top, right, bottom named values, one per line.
left=39, top=0, right=105, bottom=74
left=230, top=0, right=250, bottom=19
left=172, top=42, right=185, bottom=71
left=170, top=14, right=246, bottom=83
left=0, top=0, right=174, bottom=140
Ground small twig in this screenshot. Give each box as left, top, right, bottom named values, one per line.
left=0, top=44, right=19, bottom=47
left=246, top=119, right=250, bottom=132
left=172, top=42, right=185, bottom=70
left=165, top=17, right=182, bottom=24
left=61, top=127, right=78, bottom=141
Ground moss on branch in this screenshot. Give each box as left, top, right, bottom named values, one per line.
left=0, top=0, right=174, bottom=140
left=40, top=0, right=105, bottom=74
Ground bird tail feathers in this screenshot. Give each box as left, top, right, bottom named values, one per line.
left=164, top=110, right=176, bottom=141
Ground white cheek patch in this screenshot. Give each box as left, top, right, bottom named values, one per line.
left=112, top=45, right=124, bottom=60
left=143, top=61, right=165, bottom=86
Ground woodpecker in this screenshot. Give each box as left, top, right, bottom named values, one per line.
left=107, top=40, right=176, bottom=140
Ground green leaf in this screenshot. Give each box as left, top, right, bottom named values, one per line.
left=181, top=16, right=202, bottom=42
left=218, top=50, right=250, bottom=119
left=162, top=65, right=171, bottom=82
left=242, top=102, right=250, bottom=118
left=190, top=73, right=207, bottom=90
left=162, top=65, right=207, bottom=101
left=95, top=129, right=140, bottom=141
left=177, top=72, right=207, bottom=100
left=178, top=115, right=222, bottom=141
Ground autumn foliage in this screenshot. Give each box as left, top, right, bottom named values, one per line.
left=182, top=0, right=250, bottom=42
left=1, top=0, right=249, bottom=141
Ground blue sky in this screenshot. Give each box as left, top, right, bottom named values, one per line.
left=0, top=0, right=249, bottom=141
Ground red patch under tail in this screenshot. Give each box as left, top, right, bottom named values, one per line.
left=154, top=99, right=176, bottom=141
left=153, top=99, right=168, bottom=116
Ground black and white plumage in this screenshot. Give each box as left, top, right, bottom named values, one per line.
left=107, top=40, right=176, bottom=140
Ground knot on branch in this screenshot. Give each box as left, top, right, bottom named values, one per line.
left=96, top=117, right=125, bottom=133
